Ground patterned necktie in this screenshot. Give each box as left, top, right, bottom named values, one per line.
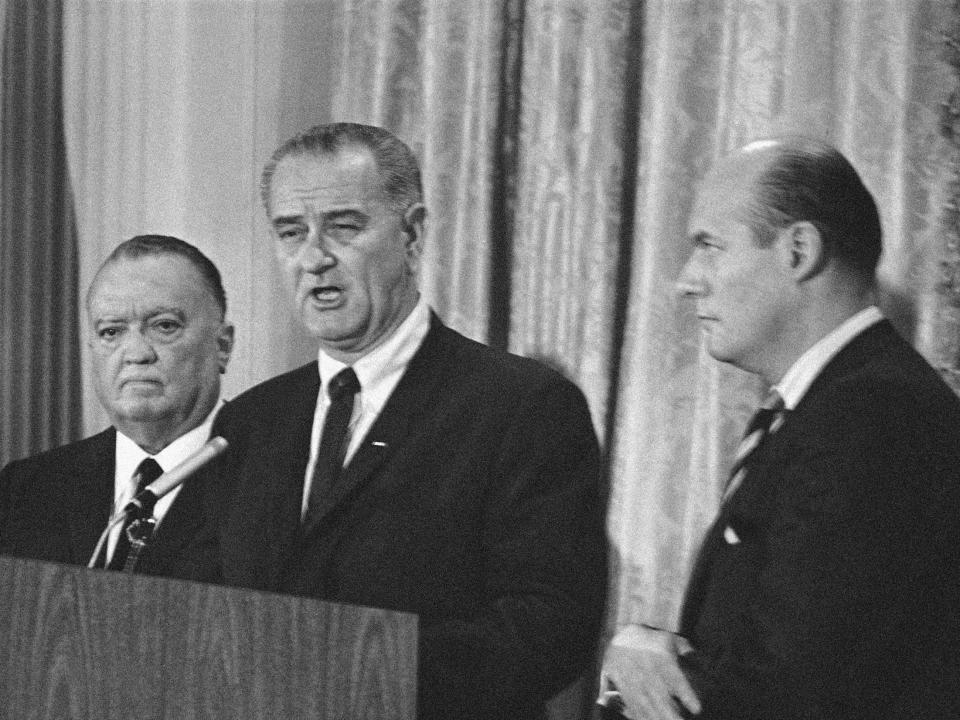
left=108, top=457, right=163, bottom=570
left=722, top=390, right=785, bottom=502
left=306, top=367, right=361, bottom=521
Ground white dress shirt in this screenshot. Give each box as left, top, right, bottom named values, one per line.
left=773, top=306, right=883, bottom=410
left=106, top=400, right=223, bottom=563
left=301, top=296, right=431, bottom=518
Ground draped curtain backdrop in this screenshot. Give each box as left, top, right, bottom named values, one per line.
left=0, top=0, right=82, bottom=466
left=0, top=0, right=953, bottom=715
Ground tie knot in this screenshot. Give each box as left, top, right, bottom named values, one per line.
left=135, top=457, right=163, bottom=492
left=327, top=367, right=360, bottom=402
left=745, top=390, right=786, bottom=436
left=760, top=389, right=785, bottom=413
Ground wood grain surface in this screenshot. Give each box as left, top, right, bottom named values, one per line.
left=0, top=556, right=417, bottom=719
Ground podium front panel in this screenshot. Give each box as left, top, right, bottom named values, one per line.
left=0, top=556, right=417, bottom=719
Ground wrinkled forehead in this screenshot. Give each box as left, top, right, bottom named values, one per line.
left=87, top=255, right=214, bottom=315
left=269, top=147, right=387, bottom=213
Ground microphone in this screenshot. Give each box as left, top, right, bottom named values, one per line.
left=124, top=436, right=229, bottom=517
left=87, top=436, right=229, bottom=569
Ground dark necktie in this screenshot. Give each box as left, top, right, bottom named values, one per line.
left=722, top=390, right=785, bottom=502
left=108, top=457, right=163, bottom=570
left=306, top=367, right=361, bottom=521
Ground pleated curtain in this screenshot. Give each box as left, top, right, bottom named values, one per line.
left=2, top=1, right=958, bottom=716
left=0, top=0, right=82, bottom=467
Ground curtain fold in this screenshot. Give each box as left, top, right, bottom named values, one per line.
left=608, top=0, right=956, bottom=633
left=0, top=0, right=81, bottom=467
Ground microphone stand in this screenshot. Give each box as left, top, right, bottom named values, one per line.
left=120, top=514, right=157, bottom=573
left=86, top=495, right=158, bottom=571
left=85, top=436, right=228, bottom=570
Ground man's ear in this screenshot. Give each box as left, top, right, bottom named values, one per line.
left=402, top=202, right=426, bottom=270
left=217, top=322, right=235, bottom=374
left=779, top=221, right=826, bottom=281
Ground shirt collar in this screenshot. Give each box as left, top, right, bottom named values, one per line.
left=774, top=306, right=883, bottom=410
left=317, top=295, right=431, bottom=407
left=114, top=399, right=223, bottom=486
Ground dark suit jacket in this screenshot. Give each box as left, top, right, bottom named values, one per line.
left=206, top=316, right=608, bottom=720
left=679, top=321, right=960, bottom=719
left=0, top=428, right=218, bottom=580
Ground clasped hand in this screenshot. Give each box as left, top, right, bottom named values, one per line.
left=599, top=624, right=701, bottom=720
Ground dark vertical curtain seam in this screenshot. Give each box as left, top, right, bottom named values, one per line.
left=0, top=8, right=10, bottom=461
left=601, top=1, right=644, bottom=468
left=52, top=1, right=81, bottom=451
left=0, top=0, right=82, bottom=466
left=487, top=0, right=525, bottom=351
left=41, top=0, right=57, bottom=450
left=19, top=0, right=36, bottom=444
left=0, top=2, right=29, bottom=464
left=591, top=4, right=644, bottom=713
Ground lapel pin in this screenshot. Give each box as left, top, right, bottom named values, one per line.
left=371, top=441, right=387, bottom=448
left=723, top=525, right=740, bottom=545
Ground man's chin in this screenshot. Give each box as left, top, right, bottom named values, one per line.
left=109, top=398, right=171, bottom=424
left=302, top=315, right=362, bottom=345
left=705, top=341, right=736, bottom=365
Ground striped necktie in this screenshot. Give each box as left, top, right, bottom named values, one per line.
left=722, top=390, right=785, bottom=502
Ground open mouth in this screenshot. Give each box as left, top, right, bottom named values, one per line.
left=309, top=286, right=344, bottom=304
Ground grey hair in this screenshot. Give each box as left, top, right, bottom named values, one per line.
left=260, top=122, right=422, bottom=215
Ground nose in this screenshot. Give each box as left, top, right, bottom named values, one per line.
left=121, top=329, right=157, bottom=364
left=298, top=226, right=336, bottom=274
left=675, top=254, right=705, bottom=299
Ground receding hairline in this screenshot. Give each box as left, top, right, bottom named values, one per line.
left=85, top=252, right=225, bottom=319
left=260, top=122, right=423, bottom=216
left=266, top=143, right=393, bottom=209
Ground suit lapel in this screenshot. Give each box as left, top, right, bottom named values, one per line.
left=66, top=429, right=116, bottom=566
left=228, top=365, right=320, bottom=589
left=680, top=320, right=901, bottom=632
left=149, top=462, right=211, bottom=560
left=300, top=317, right=455, bottom=538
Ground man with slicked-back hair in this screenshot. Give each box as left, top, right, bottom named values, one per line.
left=0, top=235, right=234, bottom=577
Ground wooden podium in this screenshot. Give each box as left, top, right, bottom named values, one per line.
left=0, top=556, right=417, bottom=719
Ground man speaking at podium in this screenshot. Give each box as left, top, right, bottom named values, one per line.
left=203, top=123, right=608, bottom=720
left=0, top=235, right=234, bottom=577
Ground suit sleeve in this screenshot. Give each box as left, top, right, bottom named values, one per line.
left=679, top=385, right=960, bottom=720
left=417, top=377, right=609, bottom=719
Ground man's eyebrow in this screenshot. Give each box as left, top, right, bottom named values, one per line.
left=145, top=306, right=186, bottom=318
left=272, top=214, right=304, bottom=227
left=325, top=209, right=368, bottom=222
left=272, top=209, right=369, bottom=225
left=93, top=306, right=185, bottom=324
left=93, top=314, right=127, bottom=325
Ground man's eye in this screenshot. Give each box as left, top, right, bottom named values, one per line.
left=153, top=320, right=181, bottom=334
left=277, top=227, right=306, bottom=243
left=327, top=223, right=361, bottom=240
left=98, top=327, right=121, bottom=340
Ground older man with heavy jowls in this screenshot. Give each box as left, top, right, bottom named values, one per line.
left=601, top=138, right=960, bottom=720
left=198, top=123, right=608, bottom=720
left=0, top=235, right=234, bottom=577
